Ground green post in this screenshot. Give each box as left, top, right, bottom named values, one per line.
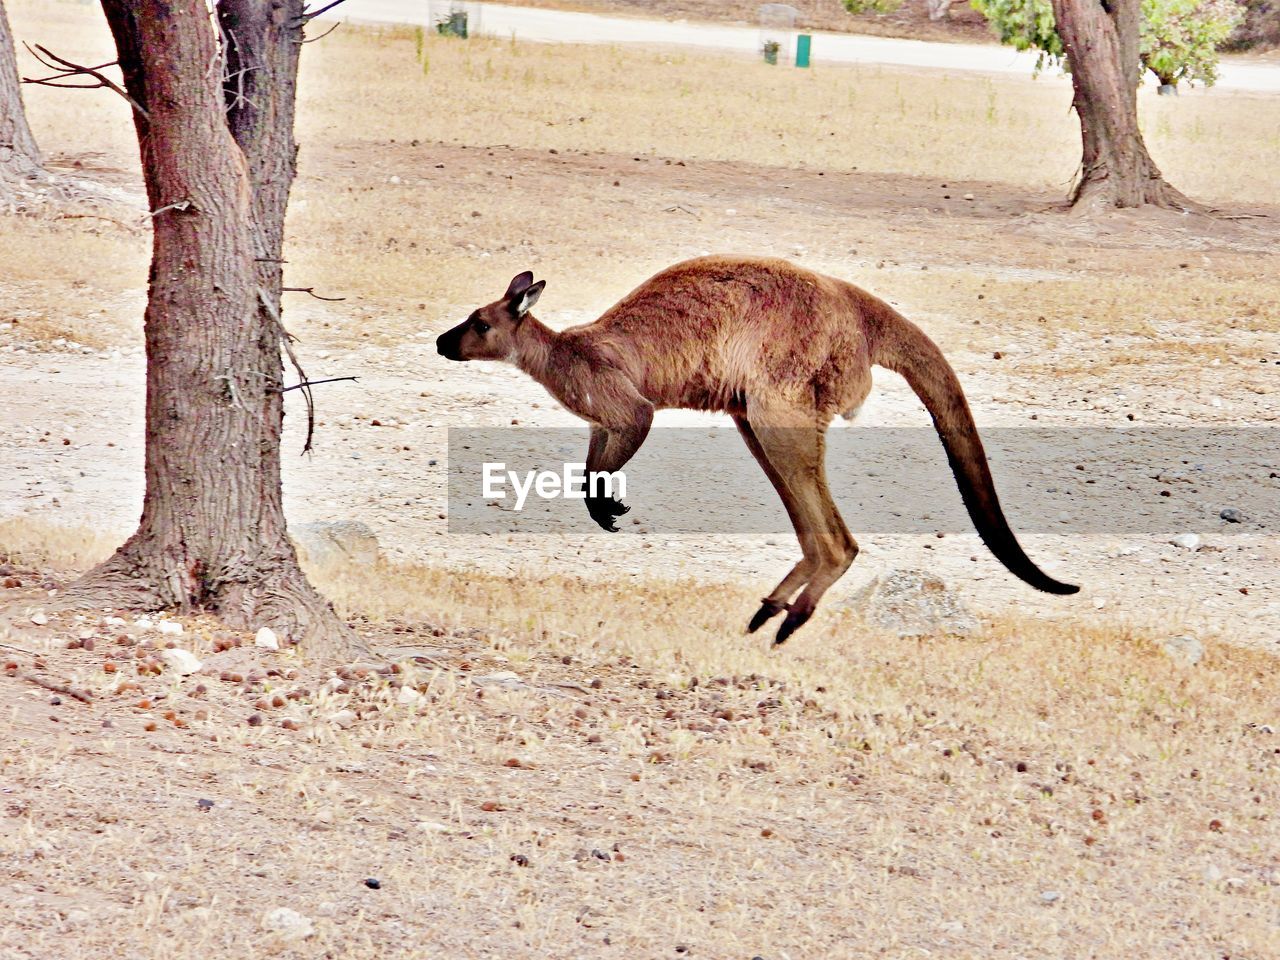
left=796, top=34, right=811, bottom=68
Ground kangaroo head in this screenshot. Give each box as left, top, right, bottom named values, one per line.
left=436, top=271, right=545, bottom=362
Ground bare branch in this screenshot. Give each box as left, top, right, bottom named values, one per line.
left=296, top=0, right=351, bottom=24
left=276, top=376, right=359, bottom=393
left=282, top=286, right=346, bottom=302
left=258, top=288, right=316, bottom=455
left=16, top=670, right=94, bottom=704
left=300, top=22, right=342, bottom=43
left=21, top=43, right=149, bottom=119
left=150, top=198, right=193, bottom=218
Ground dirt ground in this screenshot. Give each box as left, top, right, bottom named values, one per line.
left=1, top=4, right=1278, bottom=958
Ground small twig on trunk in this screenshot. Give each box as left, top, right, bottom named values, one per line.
left=282, top=286, right=346, bottom=302
left=296, top=0, right=351, bottom=24
left=259, top=287, right=316, bottom=455
left=150, top=198, right=192, bottom=218
left=22, top=43, right=149, bottom=119
left=17, top=671, right=93, bottom=704
left=300, top=22, right=342, bottom=43
left=276, top=376, right=358, bottom=393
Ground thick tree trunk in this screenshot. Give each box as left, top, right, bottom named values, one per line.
left=0, top=0, right=46, bottom=210
left=1051, top=0, right=1195, bottom=210
left=70, top=0, right=366, bottom=661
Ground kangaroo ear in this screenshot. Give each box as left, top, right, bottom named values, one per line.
left=510, top=279, right=545, bottom=318
left=504, top=271, right=534, bottom=301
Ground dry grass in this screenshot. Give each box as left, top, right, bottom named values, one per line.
left=0, top=543, right=1277, bottom=958
left=296, top=26, right=1280, bottom=204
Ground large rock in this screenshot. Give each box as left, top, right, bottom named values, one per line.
left=840, top=569, right=980, bottom=637
left=292, top=520, right=380, bottom=568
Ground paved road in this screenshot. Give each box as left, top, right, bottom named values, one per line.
left=335, top=0, right=1279, bottom=93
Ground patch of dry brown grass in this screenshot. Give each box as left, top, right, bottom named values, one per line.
left=297, top=25, right=1280, bottom=205
left=0, top=545, right=1276, bottom=958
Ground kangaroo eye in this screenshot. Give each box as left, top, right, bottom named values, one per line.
left=474, top=321, right=490, bottom=334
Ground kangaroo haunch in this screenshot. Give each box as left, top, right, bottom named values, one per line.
left=436, top=256, right=1079, bottom=645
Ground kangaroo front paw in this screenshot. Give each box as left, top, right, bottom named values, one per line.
left=585, top=495, right=630, bottom=532
left=746, top=598, right=786, bottom=634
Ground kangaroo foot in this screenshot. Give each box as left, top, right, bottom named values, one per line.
left=585, top=494, right=630, bottom=532
left=773, top=605, right=814, bottom=646
left=746, top=598, right=787, bottom=633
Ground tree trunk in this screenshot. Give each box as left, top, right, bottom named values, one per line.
left=1051, top=0, right=1195, bottom=210
left=0, top=0, right=46, bottom=210
left=71, top=0, right=366, bottom=661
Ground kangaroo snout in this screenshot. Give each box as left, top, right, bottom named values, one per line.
left=436, top=328, right=464, bottom=361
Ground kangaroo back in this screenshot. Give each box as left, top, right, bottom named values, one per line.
left=868, top=301, right=1078, bottom=595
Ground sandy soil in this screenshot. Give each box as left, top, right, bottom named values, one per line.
left=2, top=141, right=1276, bottom=652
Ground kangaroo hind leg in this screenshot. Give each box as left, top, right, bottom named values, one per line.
left=734, top=414, right=817, bottom=633
left=747, top=416, right=858, bottom=645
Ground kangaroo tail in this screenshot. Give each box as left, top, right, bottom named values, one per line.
left=867, top=298, right=1078, bottom=596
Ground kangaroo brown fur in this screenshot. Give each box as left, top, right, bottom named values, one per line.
left=437, top=256, right=1078, bottom=644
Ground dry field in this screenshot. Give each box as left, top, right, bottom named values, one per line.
left=2, top=1, right=1279, bottom=957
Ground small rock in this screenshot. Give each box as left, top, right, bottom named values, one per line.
left=363, top=877, right=381, bottom=889
left=30, top=611, right=48, bottom=626
left=292, top=520, right=380, bottom=568
left=1220, top=507, right=1243, bottom=523
left=840, top=569, right=979, bottom=637
left=156, top=620, right=184, bottom=636
left=1162, top=635, right=1204, bottom=666
left=963, top=192, right=975, bottom=200
left=1039, top=890, right=1062, bottom=904
left=328, top=709, right=357, bottom=729
left=1170, top=533, right=1201, bottom=551
left=396, top=685, right=422, bottom=705
left=196, top=798, right=215, bottom=811
left=158, top=648, right=202, bottom=675
left=261, top=907, right=314, bottom=942
left=254, top=627, right=279, bottom=651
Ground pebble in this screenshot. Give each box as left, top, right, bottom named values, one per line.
left=1039, top=890, right=1062, bottom=904
left=1170, top=533, right=1201, bottom=551
left=254, top=626, right=279, bottom=651
left=158, top=648, right=202, bottom=675
left=1220, top=507, right=1243, bottom=523
left=363, top=877, right=381, bottom=889
left=328, top=709, right=357, bottom=729
left=261, top=907, right=314, bottom=942
left=396, top=685, right=422, bottom=705
left=156, top=620, right=183, bottom=636
left=1162, top=635, right=1204, bottom=666
left=30, top=612, right=48, bottom=626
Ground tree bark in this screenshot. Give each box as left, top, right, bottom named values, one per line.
left=71, top=0, right=366, bottom=661
left=0, top=0, right=46, bottom=210
left=1051, top=0, right=1195, bottom=210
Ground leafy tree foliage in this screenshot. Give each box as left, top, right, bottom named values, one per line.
left=969, top=0, right=1244, bottom=86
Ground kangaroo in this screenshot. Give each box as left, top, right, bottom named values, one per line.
left=436, top=256, right=1078, bottom=644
